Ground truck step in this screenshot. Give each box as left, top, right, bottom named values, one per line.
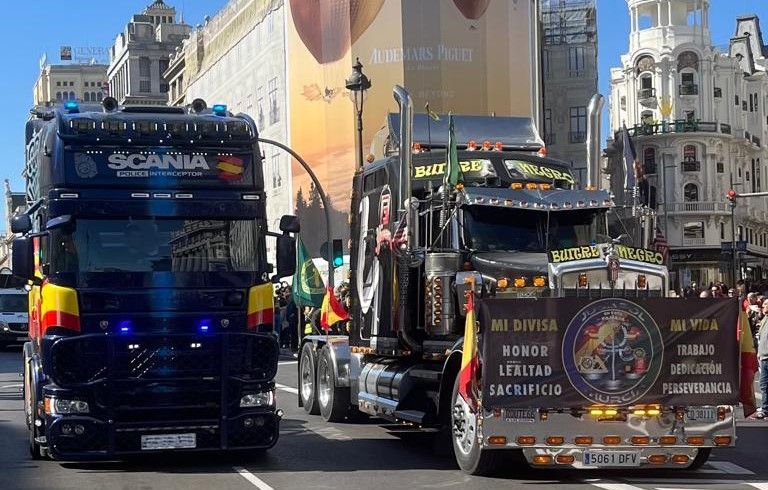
left=394, top=409, right=427, bottom=424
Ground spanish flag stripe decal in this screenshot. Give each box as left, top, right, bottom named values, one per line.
left=217, top=162, right=244, bottom=174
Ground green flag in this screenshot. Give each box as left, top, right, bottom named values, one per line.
left=445, top=112, right=463, bottom=188
left=292, top=238, right=325, bottom=307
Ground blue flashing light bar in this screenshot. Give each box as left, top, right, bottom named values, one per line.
left=212, top=104, right=227, bottom=116
left=199, top=319, right=212, bottom=333
left=64, top=101, right=80, bottom=114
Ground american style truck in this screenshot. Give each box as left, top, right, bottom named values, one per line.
left=297, top=86, right=741, bottom=475
left=11, top=97, right=297, bottom=459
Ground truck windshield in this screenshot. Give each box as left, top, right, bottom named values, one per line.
left=463, top=206, right=606, bottom=253
left=50, top=218, right=263, bottom=273
left=0, top=294, right=27, bottom=311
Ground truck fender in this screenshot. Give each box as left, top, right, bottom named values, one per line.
left=437, top=338, right=465, bottom=421
left=302, top=335, right=351, bottom=388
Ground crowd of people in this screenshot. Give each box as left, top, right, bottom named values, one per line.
left=680, top=279, right=768, bottom=420
left=272, top=281, right=353, bottom=356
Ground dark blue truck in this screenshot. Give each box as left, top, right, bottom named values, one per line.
left=11, top=98, right=297, bottom=459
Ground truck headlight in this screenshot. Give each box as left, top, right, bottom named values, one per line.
left=240, top=391, right=275, bottom=408
left=44, top=397, right=89, bottom=415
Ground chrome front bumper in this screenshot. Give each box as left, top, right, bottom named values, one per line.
left=479, top=407, right=735, bottom=469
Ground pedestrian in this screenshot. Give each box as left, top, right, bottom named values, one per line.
left=751, top=300, right=768, bottom=419
left=699, top=290, right=711, bottom=299
left=728, top=288, right=737, bottom=298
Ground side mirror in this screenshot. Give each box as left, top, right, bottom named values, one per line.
left=46, top=214, right=73, bottom=231
left=276, top=234, right=297, bottom=279
left=11, top=214, right=32, bottom=234
left=12, top=237, right=36, bottom=282
left=279, top=215, right=300, bottom=234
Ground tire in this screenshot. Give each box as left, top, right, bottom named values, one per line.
left=27, top=374, right=43, bottom=460
left=450, top=375, right=504, bottom=475
left=317, top=347, right=351, bottom=422
left=688, top=448, right=712, bottom=470
left=299, top=343, right=319, bottom=415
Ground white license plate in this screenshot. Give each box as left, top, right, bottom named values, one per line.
left=140, top=433, right=196, bottom=450
left=504, top=408, right=536, bottom=422
left=583, top=451, right=640, bottom=467
left=687, top=408, right=717, bottom=422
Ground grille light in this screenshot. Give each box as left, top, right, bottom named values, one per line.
left=44, top=397, right=89, bottom=415
left=240, top=391, right=275, bottom=408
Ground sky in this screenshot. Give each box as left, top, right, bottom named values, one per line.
left=2, top=0, right=768, bottom=224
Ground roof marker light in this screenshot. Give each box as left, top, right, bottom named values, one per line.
left=212, top=104, right=227, bottom=116
left=467, top=140, right=477, bottom=151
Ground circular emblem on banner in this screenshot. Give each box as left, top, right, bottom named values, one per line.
left=562, top=298, right=664, bottom=405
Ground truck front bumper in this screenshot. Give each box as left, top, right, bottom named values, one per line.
left=479, top=407, right=735, bottom=469
left=45, top=411, right=280, bottom=460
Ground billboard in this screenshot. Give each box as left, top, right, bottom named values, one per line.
left=481, top=297, right=741, bottom=408
left=286, top=0, right=540, bottom=256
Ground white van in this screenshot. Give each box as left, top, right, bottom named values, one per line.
left=0, top=288, right=29, bottom=347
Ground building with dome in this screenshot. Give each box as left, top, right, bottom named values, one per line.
left=607, top=0, right=768, bottom=289
left=107, top=0, right=192, bottom=106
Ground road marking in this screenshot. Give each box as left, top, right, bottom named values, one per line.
left=747, top=484, right=768, bottom=490
left=275, top=383, right=298, bottom=395
left=233, top=466, right=274, bottom=490
left=307, top=426, right=352, bottom=441
left=590, top=483, right=644, bottom=490
left=278, top=360, right=298, bottom=365
left=706, top=461, right=755, bottom=475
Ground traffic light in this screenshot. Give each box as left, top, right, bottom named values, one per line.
left=726, top=189, right=737, bottom=207
left=332, top=239, right=344, bottom=267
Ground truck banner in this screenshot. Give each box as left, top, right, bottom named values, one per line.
left=64, top=151, right=256, bottom=188
left=481, top=297, right=740, bottom=408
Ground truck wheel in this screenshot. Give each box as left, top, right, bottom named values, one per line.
left=688, top=448, right=712, bottom=470
left=27, top=377, right=44, bottom=460
left=450, top=375, right=503, bottom=475
left=317, top=346, right=350, bottom=422
left=299, top=343, right=320, bottom=415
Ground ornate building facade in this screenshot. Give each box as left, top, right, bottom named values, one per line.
left=608, top=0, right=768, bottom=289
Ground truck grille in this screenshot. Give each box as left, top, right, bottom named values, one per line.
left=561, top=288, right=664, bottom=298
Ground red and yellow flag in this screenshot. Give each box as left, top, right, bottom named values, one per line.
left=320, top=287, right=349, bottom=332
left=457, top=283, right=479, bottom=409
left=738, top=310, right=759, bottom=417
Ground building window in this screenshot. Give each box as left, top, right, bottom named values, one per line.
left=256, top=86, right=265, bottom=129
left=56, top=81, right=61, bottom=87
left=544, top=109, right=554, bottom=144
left=684, top=110, right=696, bottom=122
left=97, top=91, right=103, bottom=101
left=714, top=87, right=722, bottom=98
left=684, top=183, right=699, bottom=202
left=268, top=77, right=279, bottom=125
left=84, top=92, right=90, bottom=102
left=56, top=92, right=62, bottom=101
left=682, top=144, right=699, bottom=171
left=721, top=222, right=725, bottom=240
left=139, top=80, right=151, bottom=93
left=271, top=151, right=281, bottom=188
left=159, top=59, right=169, bottom=75
left=643, top=147, right=656, bottom=174
left=160, top=83, right=169, bottom=93
left=69, top=91, right=76, bottom=101
left=735, top=95, right=740, bottom=106
left=568, top=47, right=584, bottom=76
left=738, top=226, right=743, bottom=241
left=569, top=106, right=587, bottom=143
left=139, top=57, right=151, bottom=77
left=717, top=161, right=724, bottom=173
left=684, top=222, right=704, bottom=240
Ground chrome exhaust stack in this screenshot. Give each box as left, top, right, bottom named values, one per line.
left=393, top=85, right=414, bottom=251
left=586, top=94, right=605, bottom=190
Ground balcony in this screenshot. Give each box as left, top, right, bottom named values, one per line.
left=679, top=84, right=699, bottom=96
left=569, top=131, right=586, bottom=144
left=682, top=237, right=706, bottom=247
left=681, top=160, right=701, bottom=172
left=627, top=120, right=731, bottom=138
left=659, top=201, right=730, bottom=214
left=638, top=87, right=656, bottom=100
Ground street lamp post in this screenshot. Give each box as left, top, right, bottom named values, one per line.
left=257, top=137, right=336, bottom=289
left=345, top=58, right=371, bottom=169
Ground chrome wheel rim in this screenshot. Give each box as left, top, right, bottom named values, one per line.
left=300, top=352, right=313, bottom=403
left=452, top=392, right=477, bottom=456
left=318, top=358, right=332, bottom=408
